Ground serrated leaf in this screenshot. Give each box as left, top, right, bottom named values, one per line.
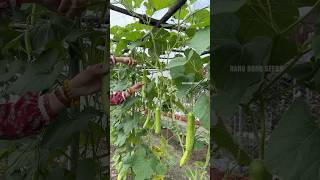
left=187, top=28, right=210, bottom=55
left=76, top=159, right=96, bottom=180
left=213, top=0, right=246, bottom=15
left=7, top=49, right=63, bottom=94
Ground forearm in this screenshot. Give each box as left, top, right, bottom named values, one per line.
left=47, top=90, right=66, bottom=115
left=110, top=90, right=131, bottom=106
left=0, top=92, right=55, bottom=139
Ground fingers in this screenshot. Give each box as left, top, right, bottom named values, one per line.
left=132, top=82, right=144, bottom=92
left=87, top=63, right=108, bottom=75
left=128, top=58, right=137, bottom=66
left=115, top=57, right=138, bottom=67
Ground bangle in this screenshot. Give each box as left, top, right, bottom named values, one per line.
left=127, top=87, right=134, bottom=95
left=110, top=55, right=116, bottom=65
left=63, top=80, right=73, bottom=100
left=54, top=88, right=70, bottom=107
left=63, top=80, right=80, bottom=108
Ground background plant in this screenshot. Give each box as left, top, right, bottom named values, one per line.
left=110, top=0, right=210, bottom=179
left=212, top=0, right=320, bottom=179
left=0, top=1, right=109, bottom=179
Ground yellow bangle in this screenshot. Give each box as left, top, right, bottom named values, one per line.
left=63, top=80, right=79, bottom=108
left=127, top=87, right=134, bottom=95
left=63, top=80, right=72, bottom=99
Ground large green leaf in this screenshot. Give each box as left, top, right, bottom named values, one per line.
left=265, top=99, right=320, bottom=180
left=268, top=35, right=298, bottom=65
left=132, top=146, right=154, bottom=180
left=42, top=110, right=98, bottom=149
left=148, top=0, right=175, bottom=10
left=213, top=13, right=239, bottom=49
left=187, top=27, right=210, bottom=54
left=237, top=5, right=274, bottom=42
left=269, top=0, right=299, bottom=30
left=213, top=37, right=271, bottom=118
left=193, top=94, right=210, bottom=130
left=169, top=49, right=204, bottom=98
left=213, top=0, right=246, bottom=15
left=0, top=60, right=24, bottom=82
left=7, top=49, right=63, bottom=94
left=76, top=159, right=96, bottom=180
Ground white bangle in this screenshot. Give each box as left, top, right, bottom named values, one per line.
left=111, top=55, right=116, bottom=64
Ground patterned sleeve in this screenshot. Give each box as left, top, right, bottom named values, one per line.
left=0, top=92, right=55, bottom=139
left=110, top=91, right=128, bottom=106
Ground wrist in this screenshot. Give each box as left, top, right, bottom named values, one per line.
left=62, top=80, right=81, bottom=108
left=69, top=85, right=80, bottom=98
left=48, top=92, right=65, bottom=116
left=124, top=91, right=131, bottom=98
left=110, top=55, right=118, bottom=64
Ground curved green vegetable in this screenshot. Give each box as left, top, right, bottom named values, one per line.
left=179, top=112, right=195, bottom=167
left=143, top=113, right=151, bottom=129
left=249, top=159, right=272, bottom=180
left=24, top=29, right=31, bottom=60
left=142, top=70, right=147, bottom=98
left=154, top=107, right=161, bottom=134
left=179, top=150, right=191, bottom=167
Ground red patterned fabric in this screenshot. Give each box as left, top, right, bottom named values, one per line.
left=0, top=57, right=128, bottom=139
left=110, top=91, right=126, bottom=106
left=0, top=92, right=53, bottom=139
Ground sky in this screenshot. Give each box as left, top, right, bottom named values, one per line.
left=110, top=0, right=210, bottom=27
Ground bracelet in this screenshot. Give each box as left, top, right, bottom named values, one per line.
left=110, top=55, right=116, bottom=65
left=63, top=80, right=73, bottom=100
left=127, top=87, right=135, bottom=95
left=63, top=80, right=80, bottom=108
left=54, top=88, right=70, bottom=107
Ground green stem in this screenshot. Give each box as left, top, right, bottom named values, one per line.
left=262, top=48, right=311, bottom=93
left=31, top=4, right=36, bottom=27
left=259, top=98, right=266, bottom=160
left=280, top=0, right=320, bottom=35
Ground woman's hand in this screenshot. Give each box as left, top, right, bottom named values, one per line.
left=130, top=82, right=144, bottom=93
left=125, top=82, right=144, bottom=97
left=69, top=63, right=108, bottom=98
left=116, top=57, right=137, bottom=67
